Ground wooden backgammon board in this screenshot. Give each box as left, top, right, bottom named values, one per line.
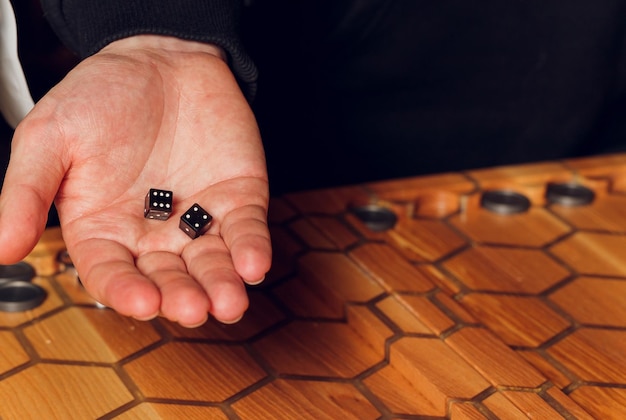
left=1, top=153, right=625, bottom=419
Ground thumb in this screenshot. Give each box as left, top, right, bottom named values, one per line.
left=0, top=121, right=66, bottom=263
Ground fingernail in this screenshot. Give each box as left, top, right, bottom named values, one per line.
left=219, top=314, right=244, bottom=325
left=246, top=275, right=266, bottom=286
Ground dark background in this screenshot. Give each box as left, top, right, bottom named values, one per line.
left=242, top=1, right=626, bottom=195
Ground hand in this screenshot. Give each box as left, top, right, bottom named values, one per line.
left=0, top=35, right=271, bottom=326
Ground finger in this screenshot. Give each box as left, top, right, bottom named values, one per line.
left=0, top=121, right=66, bottom=263
left=136, top=251, right=210, bottom=327
left=71, top=238, right=161, bottom=320
left=220, top=204, right=272, bottom=285
left=182, top=234, right=249, bottom=323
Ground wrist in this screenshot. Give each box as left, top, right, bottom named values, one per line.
left=101, top=35, right=226, bottom=61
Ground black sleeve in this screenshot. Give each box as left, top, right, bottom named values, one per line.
left=39, top=0, right=257, bottom=99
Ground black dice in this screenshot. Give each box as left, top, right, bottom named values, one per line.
left=144, top=188, right=173, bottom=220
left=179, top=203, right=212, bottom=239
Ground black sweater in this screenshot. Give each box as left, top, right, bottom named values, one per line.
left=40, top=0, right=257, bottom=99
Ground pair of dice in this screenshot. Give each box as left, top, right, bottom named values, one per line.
left=144, top=188, right=212, bottom=239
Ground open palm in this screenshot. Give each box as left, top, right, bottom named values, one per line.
left=0, top=38, right=271, bottom=326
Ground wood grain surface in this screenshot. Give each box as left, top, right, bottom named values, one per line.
left=0, top=153, right=625, bottom=419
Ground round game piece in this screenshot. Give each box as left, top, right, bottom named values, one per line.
left=545, top=182, right=595, bottom=207
left=480, top=190, right=531, bottom=215
left=0, top=281, right=47, bottom=312
left=350, top=204, right=398, bottom=231
left=0, top=261, right=36, bottom=285
left=57, top=250, right=74, bottom=268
